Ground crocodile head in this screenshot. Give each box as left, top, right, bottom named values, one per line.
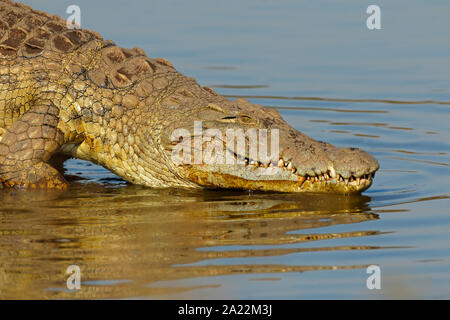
left=157, top=97, right=379, bottom=194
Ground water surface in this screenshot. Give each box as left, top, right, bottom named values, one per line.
left=1, top=0, right=449, bottom=299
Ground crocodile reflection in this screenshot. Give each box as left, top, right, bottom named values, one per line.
left=0, top=184, right=381, bottom=299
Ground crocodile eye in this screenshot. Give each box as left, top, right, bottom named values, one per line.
left=238, top=115, right=253, bottom=124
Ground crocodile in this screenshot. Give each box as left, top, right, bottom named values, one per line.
left=0, top=0, right=379, bottom=193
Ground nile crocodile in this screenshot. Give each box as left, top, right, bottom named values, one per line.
left=0, top=0, right=379, bottom=193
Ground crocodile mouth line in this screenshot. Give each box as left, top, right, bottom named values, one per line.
left=182, top=148, right=376, bottom=192
left=230, top=152, right=376, bottom=187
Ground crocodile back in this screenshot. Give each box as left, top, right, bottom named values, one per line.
left=0, top=0, right=101, bottom=58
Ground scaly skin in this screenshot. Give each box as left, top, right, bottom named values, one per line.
left=0, top=0, right=379, bottom=193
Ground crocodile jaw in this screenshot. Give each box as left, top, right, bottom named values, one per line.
left=176, top=153, right=378, bottom=194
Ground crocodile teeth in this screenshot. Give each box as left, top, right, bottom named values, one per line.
left=248, top=157, right=374, bottom=187
left=329, top=167, right=336, bottom=178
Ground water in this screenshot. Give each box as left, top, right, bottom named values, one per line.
left=1, top=0, right=449, bottom=299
